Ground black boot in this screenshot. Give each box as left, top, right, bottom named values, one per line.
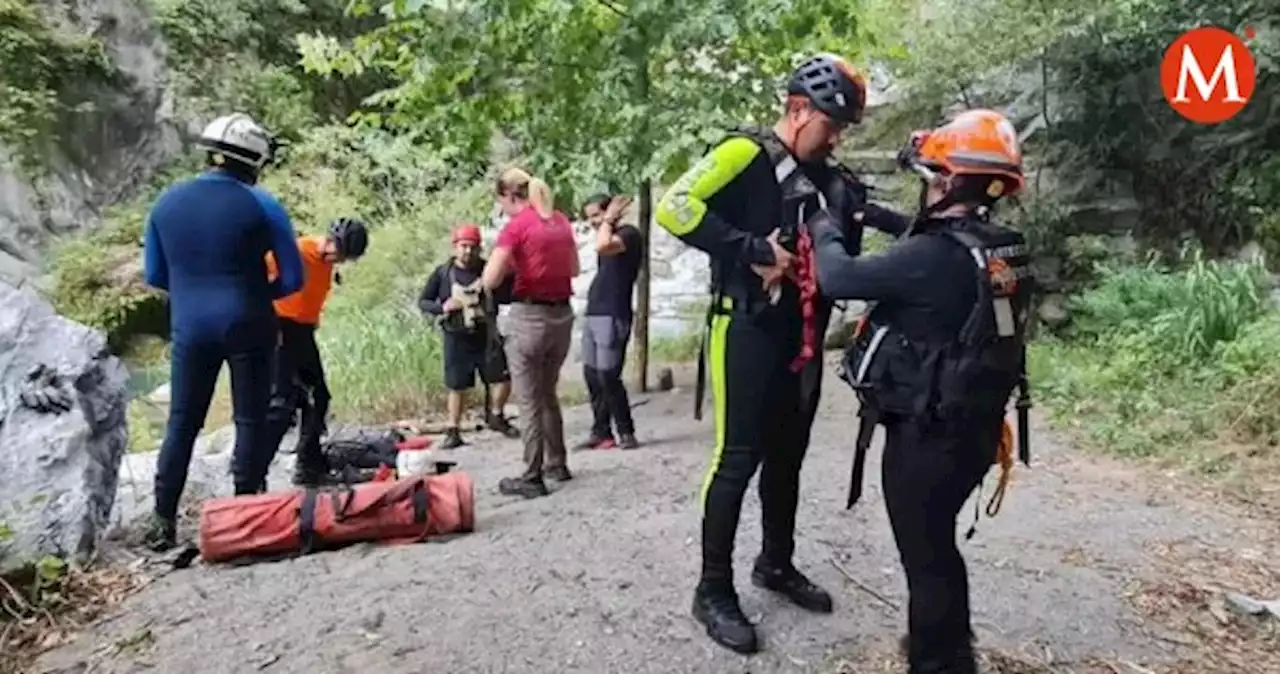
left=487, top=411, right=521, bottom=438
left=750, top=558, right=833, bottom=613
left=441, top=427, right=465, bottom=449
left=903, top=633, right=978, bottom=674
left=692, top=582, right=759, bottom=655
left=909, top=650, right=977, bottom=674
left=498, top=475, right=550, bottom=498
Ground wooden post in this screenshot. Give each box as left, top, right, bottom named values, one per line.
left=635, top=180, right=652, bottom=392
left=632, top=33, right=652, bottom=393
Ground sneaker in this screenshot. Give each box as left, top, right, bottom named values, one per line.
left=143, top=514, right=177, bottom=553
left=691, top=584, right=759, bottom=655
left=441, top=428, right=465, bottom=449
left=545, top=465, right=573, bottom=482
left=498, top=476, right=550, bottom=498
left=575, top=435, right=617, bottom=450
left=750, top=559, right=833, bottom=613
left=618, top=433, right=639, bottom=450
left=487, top=413, right=521, bottom=439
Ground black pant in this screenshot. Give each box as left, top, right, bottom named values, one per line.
left=263, top=318, right=330, bottom=478
left=883, top=416, right=1000, bottom=672
left=700, top=307, right=821, bottom=586
left=154, top=320, right=275, bottom=520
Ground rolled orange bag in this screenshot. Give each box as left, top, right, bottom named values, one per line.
left=198, top=472, right=476, bottom=563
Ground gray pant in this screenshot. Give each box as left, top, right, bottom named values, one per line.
left=581, top=315, right=635, bottom=438
left=504, top=303, right=574, bottom=479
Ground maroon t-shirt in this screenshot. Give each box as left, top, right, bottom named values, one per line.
left=495, top=206, right=576, bottom=301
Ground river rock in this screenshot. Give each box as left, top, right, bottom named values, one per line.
left=0, top=281, right=128, bottom=573
left=1037, top=294, right=1071, bottom=329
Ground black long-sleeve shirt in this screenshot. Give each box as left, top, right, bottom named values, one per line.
left=812, top=215, right=987, bottom=343
left=418, top=258, right=512, bottom=317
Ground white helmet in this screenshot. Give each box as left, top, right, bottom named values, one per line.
left=197, top=113, right=275, bottom=170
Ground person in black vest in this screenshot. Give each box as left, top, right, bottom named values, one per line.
left=812, top=109, right=1036, bottom=674
left=419, top=223, right=519, bottom=448
left=576, top=193, right=644, bottom=450
left=654, top=53, right=910, bottom=655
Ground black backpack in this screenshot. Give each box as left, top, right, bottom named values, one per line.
left=839, top=219, right=1036, bottom=508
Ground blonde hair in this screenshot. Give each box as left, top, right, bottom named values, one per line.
left=496, top=167, right=554, bottom=219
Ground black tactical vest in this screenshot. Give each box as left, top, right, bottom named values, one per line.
left=840, top=219, right=1035, bottom=421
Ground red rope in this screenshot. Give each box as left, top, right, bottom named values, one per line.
left=789, top=225, right=818, bottom=373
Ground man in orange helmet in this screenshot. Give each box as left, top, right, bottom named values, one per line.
left=419, top=224, right=519, bottom=448
left=811, top=109, right=1037, bottom=674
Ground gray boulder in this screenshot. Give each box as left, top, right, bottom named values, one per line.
left=0, top=281, right=128, bottom=573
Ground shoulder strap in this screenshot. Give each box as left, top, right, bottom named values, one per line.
left=935, top=228, right=998, bottom=345
left=720, top=125, right=820, bottom=202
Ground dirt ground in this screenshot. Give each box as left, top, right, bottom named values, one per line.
left=29, top=357, right=1280, bottom=674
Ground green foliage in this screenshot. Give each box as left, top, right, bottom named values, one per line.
left=0, top=0, right=114, bottom=174
left=1030, top=253, right=1279, bottom=496
left=300, top=0, right=873, bottom=202
left=151, top=0, right=384, bottom=136
left=867, top=0, right=1280, bottom=264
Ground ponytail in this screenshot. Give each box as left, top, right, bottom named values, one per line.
left=496, top=167, right=555, bottom=219
left=528, top=178, right=553, bottom=219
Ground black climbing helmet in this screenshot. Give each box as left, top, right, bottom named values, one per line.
left=329, top=217, right=369, bottom=259
left=786, top=53, right=868, bottom=126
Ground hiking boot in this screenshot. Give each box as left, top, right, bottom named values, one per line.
left=487, top=412, right=521, bottom=439
left=498, top=476, right=550, bottom=498
left=575, top=434, right=616, bottom=450
left=143, top=514, right=177, bottom=553
left=692, top=584, right=759, bottom=655
left=750, top=559, right=833, bottom=613
left=545, top=465, right=573, bottom=482
left=619, top=433, right=639, bottom=450
left=441, top=427, right=465, bottom=449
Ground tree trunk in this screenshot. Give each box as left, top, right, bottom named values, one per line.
left=635, top=180, right=652, bottom=393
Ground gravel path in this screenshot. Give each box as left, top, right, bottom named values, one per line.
left=34, top=357, right=1276, bottom=674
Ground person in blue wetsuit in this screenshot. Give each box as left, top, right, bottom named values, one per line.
left=142, top=112, right=304, bottom=551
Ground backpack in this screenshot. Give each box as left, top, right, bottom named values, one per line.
left=438, top=264, right=491, bottom=336
left=838, top=219, right=1036, bottom=515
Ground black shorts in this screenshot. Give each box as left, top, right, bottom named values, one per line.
left=443, top=333, right=510, bottom=392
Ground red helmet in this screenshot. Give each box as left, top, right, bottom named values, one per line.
left=452, top=224, right=482, bottom=245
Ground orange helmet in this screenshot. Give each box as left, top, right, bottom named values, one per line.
left=913, top=109, right=1024, bottom=200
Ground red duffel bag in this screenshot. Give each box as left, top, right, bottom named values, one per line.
left=198, top=472, right=476, bottom=563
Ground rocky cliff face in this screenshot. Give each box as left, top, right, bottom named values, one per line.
left=0, top=0, right=181, bottom=286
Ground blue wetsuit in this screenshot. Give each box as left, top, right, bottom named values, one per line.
left=143, top=168, right=304, bottom=517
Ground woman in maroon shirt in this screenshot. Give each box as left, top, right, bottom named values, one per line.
left=483, top=167, right=580, bottom=498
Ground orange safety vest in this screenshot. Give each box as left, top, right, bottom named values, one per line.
left=266, top=235, right=333, bottom=325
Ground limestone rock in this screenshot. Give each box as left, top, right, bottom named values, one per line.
left=0, top=281, right=128, bottom=573
left=0, top=0, right=181, bottom=286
